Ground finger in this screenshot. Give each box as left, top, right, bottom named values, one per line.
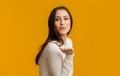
left=67, top=48, right=74, bottom=55
left=60, top=48, right=66, bottom=53
left=66, top=50, right=70, bottom=54
left=60, top=48, right=63, bottom=51
left=63, top=48, right=67, bottom=53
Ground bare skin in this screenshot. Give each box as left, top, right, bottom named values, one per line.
left=54, top=9, right=74, bottom=55
left=60, top=48, right=74, bottom=55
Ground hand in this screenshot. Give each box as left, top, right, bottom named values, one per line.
left=60, top=48, right=74, bottom=55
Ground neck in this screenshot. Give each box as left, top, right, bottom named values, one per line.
left=59, top=34, right=67, bottom=45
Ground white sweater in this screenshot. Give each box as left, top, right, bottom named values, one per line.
left=38, top=38, right=74, bottom=76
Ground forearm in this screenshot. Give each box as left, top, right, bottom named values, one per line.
left=61, top=54, right=74, bottom=76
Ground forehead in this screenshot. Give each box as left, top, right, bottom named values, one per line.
left=55, top=9, right=69, bottom=17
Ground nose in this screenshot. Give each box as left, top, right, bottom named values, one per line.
left=60, top=19, right=64, bottom=25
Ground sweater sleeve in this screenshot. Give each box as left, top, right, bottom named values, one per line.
left=46, top=43, right=74, bottom=76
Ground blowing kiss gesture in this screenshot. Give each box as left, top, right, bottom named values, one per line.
left=60, top=47, right=74, bottom=55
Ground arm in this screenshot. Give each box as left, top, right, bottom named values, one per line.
left=46, top=43, right=74, bottom=76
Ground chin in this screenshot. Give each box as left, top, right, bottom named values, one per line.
left=59, top=32, right=68, bottom=36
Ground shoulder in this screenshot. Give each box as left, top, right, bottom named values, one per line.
left=47, top=41, right=59, bottom=49
left=45, top=41, right=61, bottom=55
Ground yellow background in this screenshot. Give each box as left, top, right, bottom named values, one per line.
left=0, top=0, right=120, bottom=76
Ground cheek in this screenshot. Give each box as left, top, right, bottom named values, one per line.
left=54, top=22, right=60, bottom=32
left=54, top=21, right=60, bottom=28
left=67, top=21, right=71, bottom=31
left=67, top=25, right=71, bottom=32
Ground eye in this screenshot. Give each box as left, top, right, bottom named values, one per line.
left=64, top=17, right=69, bottom=20
left=55, top=18, right=59, bottom=21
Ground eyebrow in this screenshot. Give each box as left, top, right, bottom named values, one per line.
left=55, top=15, right=69, bottom=18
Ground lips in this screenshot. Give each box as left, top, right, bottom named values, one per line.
left=59, top=27, right=67, bottom=30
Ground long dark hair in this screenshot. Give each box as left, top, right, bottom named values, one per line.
left=35, top=6, right=73, bottom=65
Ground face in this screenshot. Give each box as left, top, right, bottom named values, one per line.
left=54, top=9, right=71, bottom=36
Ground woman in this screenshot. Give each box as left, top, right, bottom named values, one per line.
left=36, top=6, right=74, bottom=76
